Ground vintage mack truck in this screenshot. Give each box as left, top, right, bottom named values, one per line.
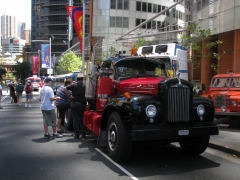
left=202, top=70, right=240, bottom=121
left=64, top=57, right=218, bottom=162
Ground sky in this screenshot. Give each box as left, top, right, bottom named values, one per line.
left=0, top=0, right=31, bottom=29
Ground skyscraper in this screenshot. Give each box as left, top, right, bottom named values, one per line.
left=1, top=14, right=17, bottom=39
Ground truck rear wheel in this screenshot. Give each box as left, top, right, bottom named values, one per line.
left=64, top=109, right=73, bottom=130
left=179, top=136, right=210, bottom=155
left=107, top=112, right=132, bottom=162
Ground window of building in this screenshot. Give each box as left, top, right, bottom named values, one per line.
left=136, top=1, right=141, bottom=11
left=158, top=5, right=161, bottom=12
left=123, top=17, right=129, bottom=28
left=197, top=0, right=201, bottom=11
left=142, top=19, right=146, bottom=28
left=123, top=0, right=129, bottom=10
left=153, top=4, right=157, bottom=13
left=142, top=2, right=147, bottom=12
left=147, top=21, right=151, bottom=29
left=152, top=20, right=156, bottom=29
left=110, top=0, right=116, bottom=9
left=117, top=0, right=123, bottom=9
left=110, top=16, right=116, bottom=27
left=136, top=18, right=141, bottom=26
left=116, top=17, right=122, bottom=27
left=147, top=3, right=152, bottom=13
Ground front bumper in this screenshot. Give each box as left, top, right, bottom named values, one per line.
left=131, top=125, right=219, bottom=141
left=215, top=111, right=240, bottom=116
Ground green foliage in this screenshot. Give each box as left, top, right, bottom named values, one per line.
left=101, top=46, right=118, bottom=60
left=6, top=73, right=16, bottom=82
left=181, top=22, right=225, bottom=72
left=133, top=38, right=150, bottom=49
left=13, top=61, right=31, bottom=80
left=0, top=68, right=7, bottom=82
left=58, top=51, right=82, bottom=73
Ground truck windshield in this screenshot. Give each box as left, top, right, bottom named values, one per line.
left=115, top=58, right=167, bottom=78
left=210, top=77, right=240, bottom=87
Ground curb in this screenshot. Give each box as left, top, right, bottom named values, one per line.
left=209, top=139, right=240, bottom=157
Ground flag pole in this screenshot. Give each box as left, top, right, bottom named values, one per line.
left=82, top=1, right=86, bottom=74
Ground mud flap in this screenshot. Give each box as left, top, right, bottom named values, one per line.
left=97, top=130, right=107, bottom=147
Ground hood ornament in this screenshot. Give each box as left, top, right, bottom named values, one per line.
left=176, top=72, right=182, bottom=86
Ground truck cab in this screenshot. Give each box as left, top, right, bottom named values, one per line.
left=202, top=70, right=240, bottom=120
left=81, top=57, right=218, bottom=162
left=26, top=76, right=42, bottom=91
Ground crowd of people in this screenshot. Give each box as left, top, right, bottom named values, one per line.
left=1, top=75, right=87, bottom=140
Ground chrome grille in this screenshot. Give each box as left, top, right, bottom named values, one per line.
left=167, top=87, right=190, bottom=123
left=214, top=95, right=230, bottom=108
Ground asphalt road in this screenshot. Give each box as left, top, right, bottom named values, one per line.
left=1, top=92, right=240, bottom=180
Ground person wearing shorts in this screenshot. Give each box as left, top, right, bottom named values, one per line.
left=16, top=79, right=24, bottom=106
left=39, top=77, right=63, bottom=139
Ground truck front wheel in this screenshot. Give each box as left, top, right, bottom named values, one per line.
left=107, top=112, right=132, bottom=162
left=179, top=136, right=210, bottom=155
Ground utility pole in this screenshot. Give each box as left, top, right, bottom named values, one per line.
left=38, top=50, right=40, bottom=77
left=82, top=1, right=86, bottom=74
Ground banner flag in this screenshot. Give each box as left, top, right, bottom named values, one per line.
left=32, top=56, right=39, bottom=74
left=66, top=5, right=83, bottom=52
left=41, top=44, right=50, bottom=68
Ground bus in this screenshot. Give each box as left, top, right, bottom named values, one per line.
left=55, top=71, right=80, bottom=91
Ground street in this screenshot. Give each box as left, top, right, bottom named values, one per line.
left=1, top=90, right=240, bottom=180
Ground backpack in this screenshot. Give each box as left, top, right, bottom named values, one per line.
left=26, top=85, right=31, bottom=93
left=16, top=83, right=24, bottom=93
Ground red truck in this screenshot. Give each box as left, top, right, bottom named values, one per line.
left=202, top=70, right=240, bottom=122
left=63, top=57, right=218, bottom=162
left=26, top=76, right=43, bottom=91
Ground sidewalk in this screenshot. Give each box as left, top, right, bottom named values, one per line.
left=209, top=124, right=240, bottom=157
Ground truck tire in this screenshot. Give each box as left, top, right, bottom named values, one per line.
left=107, top=112, right=132, bottom=162
left=64, top=108, right=73, bottom=130
left=179, top=136, right=210, bottom=155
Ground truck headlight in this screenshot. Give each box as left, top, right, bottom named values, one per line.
left=146, top=105, right=157, bottom=117
left=197, top=104, right=205, bottom=116
left=232, top=101, right=237, bottom=107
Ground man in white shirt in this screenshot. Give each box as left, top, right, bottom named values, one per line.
left=39, top=77, right=63, bottom=139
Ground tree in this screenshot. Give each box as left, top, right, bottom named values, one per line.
left=101, top=46, right=118, bottom=60
left=6, top=72, right=16, bottom=82
left=133, top=38, right=150, bottom=49
left=181, top=22, right=225, bottom=72
left=0, top=68, right=7, bottom=82
left=13, top=61, right=31, bottom=80
left=58, top=51, right=82, bottom=73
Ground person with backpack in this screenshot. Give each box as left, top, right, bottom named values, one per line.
left=25, top=80, right=33, bottom=107
left=16, top=79, right=24, bottom=106
left=7, top=81, right=16, bottom=103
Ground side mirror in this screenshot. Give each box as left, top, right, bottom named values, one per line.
left=202, top=84, right=205, bottom=90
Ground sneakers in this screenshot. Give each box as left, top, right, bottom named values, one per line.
left=73, top=134, right=80, bottom=139
left=25, top=104, right=28, bottom=107
left=57, top=129, right=64, bottom=134
left=53, top=133, right=63, bottom=138
left=29, top=104, right=32, bottom=108
left=44, top=133, right=52, bottom=139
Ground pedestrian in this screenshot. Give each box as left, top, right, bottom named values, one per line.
left=55, top=79, right=71, bottom=134
left=0, top=82, right=3, bottom=109
left=39, top=77, right=63, bottom=139
left=16, top=79, right=24, bottom=106
left=7, top=81, right=15, bottom=103
left=24, top=80, right=33, bottom=107
left=64, top=73, right=86, bottom=139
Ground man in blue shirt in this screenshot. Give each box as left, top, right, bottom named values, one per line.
left=39, top=77, right=63, bottom=139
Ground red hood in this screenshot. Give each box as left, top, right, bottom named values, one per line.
left=119, top=77, right=166, bottom=95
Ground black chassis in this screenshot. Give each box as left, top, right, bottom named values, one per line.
left=98, top=79, right=218, bottom=145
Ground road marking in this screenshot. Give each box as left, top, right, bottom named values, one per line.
left=1, top=95, right=8, bottom=101
left=95, top=148, right=139, bottom=180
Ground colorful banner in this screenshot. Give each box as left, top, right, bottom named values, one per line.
left=66, top=5, right=83, bottom=52
left=32, top=56, right=39, bottom=74
left=41, top=44, right=50, bottom=68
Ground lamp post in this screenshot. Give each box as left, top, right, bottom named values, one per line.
left=38, top=50, right=40, bottom=77
left=32, top=36, right=53, bottom=76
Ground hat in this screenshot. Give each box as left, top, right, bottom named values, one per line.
left=44, top=77, right=53, bottom=83
left=77, top=73, right=84, bottom=78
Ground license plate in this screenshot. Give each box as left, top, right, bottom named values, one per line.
left=178, top=130, right=189, bottom=136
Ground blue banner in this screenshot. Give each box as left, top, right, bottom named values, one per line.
left=41, top=44, right=50, bottom=68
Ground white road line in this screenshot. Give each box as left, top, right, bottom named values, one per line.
left=95, top=148, right=139, bottom=180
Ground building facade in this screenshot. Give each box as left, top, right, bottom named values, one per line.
left=1, top=14, right=17, bottom=39
left=190, top=0, right=240, bottom=92
left=2, top=37, right=26, bottom=56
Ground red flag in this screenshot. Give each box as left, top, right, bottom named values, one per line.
left=66, top=6, right=83, bottom=52
left=32, top=56, right=39, bottom=74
